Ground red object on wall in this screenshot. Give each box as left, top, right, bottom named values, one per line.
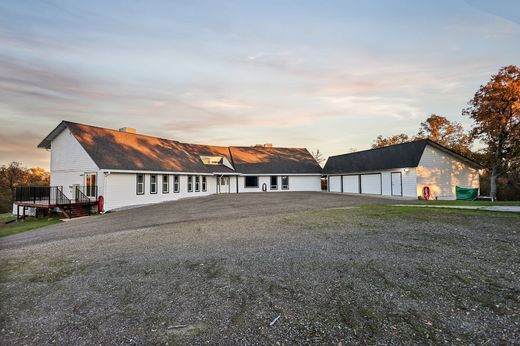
left=98, top=195, right=104, bottom=212
left=423, top=186, right=431, bottom=200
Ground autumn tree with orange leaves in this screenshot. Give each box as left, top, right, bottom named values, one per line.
left=0, top=162, right=50, bottom=213
left=463, top=65, right=520, bottom=200
left=372, top=114, right=472, bottom=155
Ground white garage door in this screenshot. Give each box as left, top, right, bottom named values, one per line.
left=361, top=174, right=382, bottom=194
left=342, top=175, right=360, bottom=193
left=329, top=176, right=342, bottom=192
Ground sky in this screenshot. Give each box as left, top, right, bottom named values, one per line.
left=1, top=0, right=519, bottom=169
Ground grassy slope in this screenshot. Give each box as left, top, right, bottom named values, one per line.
left=0, top=213, right=62, bottom=238
left=423, top=200, right=520, bottom=206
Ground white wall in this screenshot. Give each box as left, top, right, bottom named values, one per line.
left=237, top=175, right=321, bottom=193
left=416, top=144, right=480, bottom=199
left=50, top=129, right=100, bottom=199
left=326, top=168, right=417, bottom=197
left=103, top=173, right=217, bottom=210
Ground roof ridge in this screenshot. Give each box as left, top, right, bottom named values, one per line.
left=328, top=139, right=428, bottom=158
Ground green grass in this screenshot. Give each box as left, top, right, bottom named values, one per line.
left=422, top=200, right=520, bottom=206
left=0, top=213, right=62, bottom=238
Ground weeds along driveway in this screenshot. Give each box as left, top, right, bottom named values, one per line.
left=0, top=193, right=519, bottom=344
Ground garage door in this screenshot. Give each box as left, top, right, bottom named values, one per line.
left=361, top=174, right=382, bottom=194
left=328, top=176, right=342, bottom=192
left=342, top=175, right=360, bottom=193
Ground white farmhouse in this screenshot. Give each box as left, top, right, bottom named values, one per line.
left=36, top=121, right=323, bottom=212
left=324, top=140, right=482, bottom=200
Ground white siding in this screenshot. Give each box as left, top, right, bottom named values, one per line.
left=328, top=176, right=342, bottom=192
left=103, top=173, right=217, bottom=211
left=50, top=129, right=100, bottom=199
left=237, top=175, right=321, bottom=193
left=416, top=144, right=480, bottom=200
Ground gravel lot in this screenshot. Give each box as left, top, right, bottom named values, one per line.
left=0, top=192, right=519, bottom=344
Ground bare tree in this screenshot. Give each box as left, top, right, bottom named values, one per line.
left=311, top=149, right=325, bottom=166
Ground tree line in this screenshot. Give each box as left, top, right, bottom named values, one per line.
left=372, top=65, right=519, bottom=200
left=0, top=162, right=50, bottom=213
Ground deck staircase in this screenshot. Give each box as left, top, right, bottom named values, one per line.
left=14, top=185, right=97, bottom=219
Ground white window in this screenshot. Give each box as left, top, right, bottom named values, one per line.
left=202, top=176, right=207, bottom=192
left=162, top=174, right=169, bottom=193
left=150, top=175, right=157, bottom=194
left=282, top=176, right=289, bottom=190
left=195, top=176, right=200, bottom=192
left=188, top=176, right=193, bottom=192
left=173, top=175, right=179, bottom=193
left=136, top=174, right=144, bottom=195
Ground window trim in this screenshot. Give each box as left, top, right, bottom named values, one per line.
left=195, top=176, right=200, bottom=192
left=202, top=176, right=207, bottom=192
left=244, top=176, right=259, bottom=188
left=162, top=174, right=169, bottom=194
left=188, top=175, right=193, bottom=192
left=150, top=174, right=158, bottom=194
left=270, top=176, right=278, bottom=190
left=136, top=173, right=145, bottom=195
left=173, top=175, right=180, bottom=193
left=281, top=175, right=289, bottom=190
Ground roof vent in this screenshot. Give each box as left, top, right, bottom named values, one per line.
left=119, top=127, right=136, bottom=133
left=254, top=143, right=273, bottom=147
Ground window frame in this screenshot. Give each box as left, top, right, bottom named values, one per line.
left=188, top=175, right=193, bottom=192
left=244, top=176, right=259, bottom=188
left=281, top=176, right=289, bottom=190
left=136, top=173, right=145, bottom=195
left=150, top=174, right=158, bottom=194
left=202, top=176, right=207, bottom=192
left=162, top=174, right=169, bottom=194
left=195, top=176, right=200, bottom=192
left=270, top=176, right=278, bottom=190
left=173, top=175, right=180, bottom=193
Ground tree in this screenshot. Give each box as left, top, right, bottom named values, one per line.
left=372, top=134, right=410, bottom=148
left=0, top=162, right=50, bottom=213
left=311, top=149, right=325, bottom=166
left=463, top=65, right=520, bottom=200
left=417, top=114, right=473, bottom=155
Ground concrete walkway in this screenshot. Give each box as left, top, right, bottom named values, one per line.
left=394, top=204, right=520, bottom=213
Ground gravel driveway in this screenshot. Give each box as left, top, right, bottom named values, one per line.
left=0, top=192, right=518, bottom=344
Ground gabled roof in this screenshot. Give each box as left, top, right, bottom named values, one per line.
left=323, top=139, right=482, bottom=174
left=230, top=146, right=322, bottom=174
left=40, top=121, right=208, bottom=172
left=38, top=121, right=322, bottom=175
left=181, top=143, right=232, bottom=163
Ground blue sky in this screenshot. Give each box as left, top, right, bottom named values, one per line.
left=1, top=0, right=519, bottom=168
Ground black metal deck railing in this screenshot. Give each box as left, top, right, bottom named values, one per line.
left=14, top=186, right=71, bottom=206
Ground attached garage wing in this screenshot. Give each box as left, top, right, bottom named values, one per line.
left=360, top=174, right=382, bottom=195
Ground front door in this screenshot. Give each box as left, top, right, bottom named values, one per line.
left=218, top=176, right=230, bottom=193
left=85, top=173, right=97, bottom=198
left=391, top=172, right=402, bottom=196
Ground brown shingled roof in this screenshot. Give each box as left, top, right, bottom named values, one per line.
left=65, top=122, right=209, bottom=172
left=38, top=121, right=323, bottom=175
left=230, top=146, right=322, bottom=174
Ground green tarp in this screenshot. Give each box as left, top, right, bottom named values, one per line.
left=456, top=186, right=478, bottom=201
